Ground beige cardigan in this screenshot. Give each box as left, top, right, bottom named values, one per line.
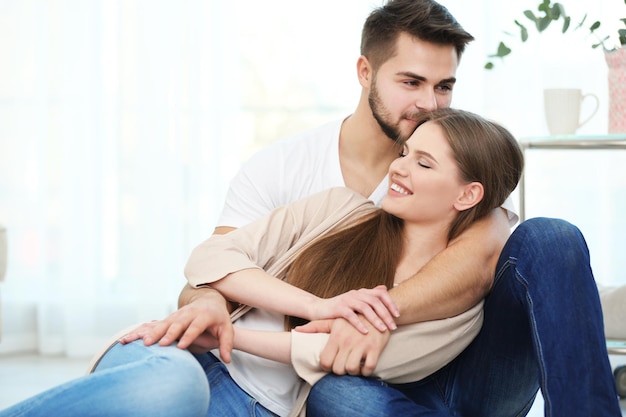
left=185, top=187, right=483, bottom=416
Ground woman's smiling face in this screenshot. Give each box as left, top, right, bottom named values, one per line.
left=381, top=120, right=466, bottom=226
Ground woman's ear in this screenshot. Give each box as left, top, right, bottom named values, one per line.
left=357, top=55, right=373, bottom=88
left=454, top=182, right=484, bottom=212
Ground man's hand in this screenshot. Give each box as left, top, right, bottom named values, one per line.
left=120, top=286, right=235, bottom=362
left=297, top=316, right=390, bottom=377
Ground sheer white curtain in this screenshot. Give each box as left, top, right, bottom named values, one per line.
left=0, top=0, right=624, bottom=358
left=0, top=0, right=242, bottom=356
left=0, top=0, right=372, bottom=357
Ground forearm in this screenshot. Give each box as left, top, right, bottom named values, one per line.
left=178, top=276, right=303, bottom=317
left=391, top=208, right=510, bottom=325
left=291, top=303, right=483, bottom=386
left=209, top=268, right=319, bottom=319
left=233, top=327, right=292, bottom=364
left=178, top=283, right=234, bottom=312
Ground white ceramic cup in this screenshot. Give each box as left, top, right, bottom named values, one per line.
left=543, top=88, right=599, bottom=136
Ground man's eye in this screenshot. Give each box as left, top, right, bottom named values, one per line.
left=437, top=84, right=453, bottom=92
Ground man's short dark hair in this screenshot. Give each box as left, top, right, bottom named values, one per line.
left=361, top=0, right=474, bottom=69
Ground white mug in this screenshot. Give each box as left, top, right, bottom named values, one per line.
left=543, top=88, right=599, bottom=136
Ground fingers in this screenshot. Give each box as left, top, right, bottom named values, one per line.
left=342, top=309, right=371, bottom=334
left=185, top=333, right=220, bottom=355
left=119, top=295, right=236, bottom=365
left=172, top=316, right=234, bottom=364
left=170, top=317, right=209, bottom=348
left=217, top=324, right=234, bottom=364
left=148, top=314, right=196, bottom=346
left=372, top=285, right=400, bottom=319
left=294, top=319, right=333, bottom=334
left=320, top=318, right=390, bottom=377
left=319, top=319, right=359, bottom=373
left=340, top=287, right=398, bottom=332
left=359, top=348, right=380, bottom=377
left=358, top=286, right=399, bottom=331
left=322, top=335, right=366, bottom=376
left=319, top=336, right=339, bottom=372
left=119, top=321, right=160, bottom=345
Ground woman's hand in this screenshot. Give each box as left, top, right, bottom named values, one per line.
left=310, top=285, right=398, bottom=334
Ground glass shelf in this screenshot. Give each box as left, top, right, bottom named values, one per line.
left=519, top=134, right=626, bottom=150
left=518, top=134, right=626, bottom=221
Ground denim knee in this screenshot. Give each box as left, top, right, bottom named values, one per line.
left=96, top=341, right=210, bottom=416
left=499, top=217, right=590, bottom=281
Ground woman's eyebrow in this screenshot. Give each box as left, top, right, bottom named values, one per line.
left=414, top=149, right=439, bottom=165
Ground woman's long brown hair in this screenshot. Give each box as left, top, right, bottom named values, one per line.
left=285, top=108, right=524, bottom=329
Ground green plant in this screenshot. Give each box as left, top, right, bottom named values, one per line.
left=485, top=0, right=626, bottom=69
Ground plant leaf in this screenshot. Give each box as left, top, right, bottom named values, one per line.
left=589, top=21, right=601, bottom=33
left=548, top=4, right=561, bottom=20
left=495, top=42, right=512, bottom=58
left=562, top=16, right=571, bottom=33
left=523, top=10, right=538, bottom=27
left=538, top=0, right=550, bottom=13
left=484, top=62, right=494, bottom=70
left=537, top=16, right=551, bottom=31
left=619, top=28, right=626, bottom=46
left=514, top=20, right=529, bottom=41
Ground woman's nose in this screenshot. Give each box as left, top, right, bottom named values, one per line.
left=390, top=156, right=408, bottom=175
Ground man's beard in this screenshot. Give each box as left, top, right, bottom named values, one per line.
left=368, top=81, right=414, bottom=143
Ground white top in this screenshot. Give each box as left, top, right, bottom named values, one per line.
left=217, top=118, right=518, bottom=229
left=217, top=119, right=390, bottom=228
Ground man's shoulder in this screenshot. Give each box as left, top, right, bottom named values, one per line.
left=217, top=119, right=347, bottom=229
left=256, top=118, right=343, bottom=158
left=239, top=118, right=345, bottom=184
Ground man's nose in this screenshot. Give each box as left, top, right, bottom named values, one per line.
left=415, top=91, right=438, bottom=111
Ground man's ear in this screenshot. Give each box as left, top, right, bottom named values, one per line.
left=454, top=182, right=484, bottom=212
left=357, top=55, right=373, bottom=88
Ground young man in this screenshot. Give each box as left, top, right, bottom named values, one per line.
left=142, top=0, right=621, bottom=416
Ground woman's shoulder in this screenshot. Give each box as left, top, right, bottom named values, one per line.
left=300, top=187, right=374, bottom=212
left=285, top=187, right=378, bottom=232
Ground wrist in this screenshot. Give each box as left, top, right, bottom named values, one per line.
left=305, top=295, right=323, bottom=320
left=180, top=285, right=227, bottom=308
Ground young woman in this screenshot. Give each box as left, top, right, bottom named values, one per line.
left=0, top=108, right=524, bottom=417
left=167, top=107, right=524, bottom=416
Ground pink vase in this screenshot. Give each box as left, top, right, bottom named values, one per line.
left=605, top=47, right=626, bottom=134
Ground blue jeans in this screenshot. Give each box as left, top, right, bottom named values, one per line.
left=306, top=218, right=622, bottom=417
left=1, top=218, right=620, bottom=417
left=0, top=341, right=277, bottom=417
